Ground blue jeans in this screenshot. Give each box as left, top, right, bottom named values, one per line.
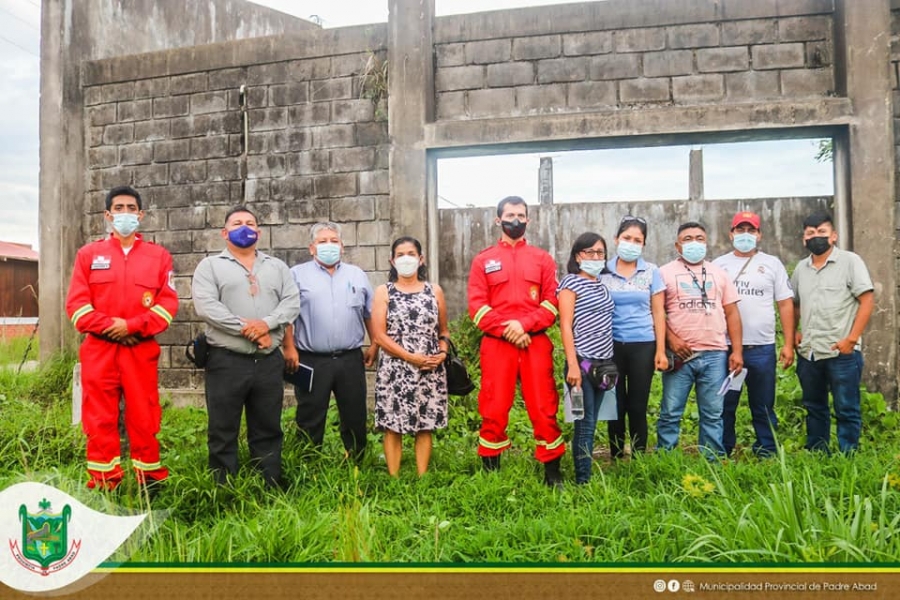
left=657, top=350, right=727, bottom=459
left=723, top=344, right=777, bottom=457
left=570, top=376, right=616, bottom=484
left=796, top=352, right=863, bottom=453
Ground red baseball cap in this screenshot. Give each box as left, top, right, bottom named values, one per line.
left=731, top=211, right=761, bottom=230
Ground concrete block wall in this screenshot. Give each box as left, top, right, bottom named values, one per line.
left=81, top=28, right=389, bottom=396
left=434, top=2, right=834, bottom=120
left=438, top=196, right=831, bottom=321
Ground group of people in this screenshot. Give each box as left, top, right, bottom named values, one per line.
left=64, top=186, right=874, bottom=492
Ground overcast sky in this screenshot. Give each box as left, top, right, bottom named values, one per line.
left=0, top=0, right=831, bottom=249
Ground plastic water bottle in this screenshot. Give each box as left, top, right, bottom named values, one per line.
left=571, top=386, right=585, bottom=420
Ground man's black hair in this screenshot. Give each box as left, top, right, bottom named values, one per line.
left=224, top=205, right=260, bottom=226
left=677, top=221, right=706, bottom=235
left=802, top=212, right=834, bottom=229
left=105, top=186, right=142, bottom=211
left=496, top=195, right=528, bottom=218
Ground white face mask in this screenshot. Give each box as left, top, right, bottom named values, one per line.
left=394, top=255, right=420, bottom=278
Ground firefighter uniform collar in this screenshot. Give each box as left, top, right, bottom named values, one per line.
left=498, top=237, right=528, bottom=249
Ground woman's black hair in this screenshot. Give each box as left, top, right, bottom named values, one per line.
left=388, top=236, right=428, bottom=282
left=566, top=232, right=607, bottom=275
left=616, top=216, right=648, bottom=240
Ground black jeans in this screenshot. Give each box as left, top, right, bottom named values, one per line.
left=608, top=341, right=656, bottom=457
left=293, top=348, right=368, bottom=460
left=205, top=346, right=285, bottom=485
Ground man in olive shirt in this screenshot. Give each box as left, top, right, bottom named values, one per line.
left=790, top=212, right=874, bottom=453
left=192, top=206, right=300, bottom=487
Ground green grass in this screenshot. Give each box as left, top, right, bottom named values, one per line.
left=2, top=328, right=900, bottom=565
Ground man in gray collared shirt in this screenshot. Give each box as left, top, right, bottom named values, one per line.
left=287, top=221, right=377, bottom=462
left=192, top=206, right=300, bottom=487
left=790, top=212, right=874, bottom=454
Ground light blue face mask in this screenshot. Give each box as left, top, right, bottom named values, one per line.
left=617, top=240, right=643, bottom=262
left=316, top=242, right=341, bottom=266
left=580, top=260, right=605, bottom=278
left=111, top=213, right=140, bottom=236
left=680, top=241, right=707, bottom=264
left=732, top=233, right=757, bottom=253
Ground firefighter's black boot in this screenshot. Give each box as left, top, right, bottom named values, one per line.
left=543, top=457, right=563, bottom=489
left=482, top=455, right=501, bottom=472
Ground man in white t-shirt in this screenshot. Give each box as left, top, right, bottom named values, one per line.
left=712, top=211, right=795, bottom=457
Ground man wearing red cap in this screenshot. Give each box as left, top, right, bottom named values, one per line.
left=712, top=211, right=794, bottom=457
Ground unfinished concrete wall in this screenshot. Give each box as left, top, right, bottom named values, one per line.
left=39, top=0, right=317, bottom=361
left=47, top=0, right=899, bottom=400
left=434, top=2, right=833, bottom=120
left=80, top=27, right=388, bottom=399
left=438, top=196, right=831, bottom=321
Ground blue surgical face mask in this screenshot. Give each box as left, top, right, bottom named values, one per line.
left=680, top=241, right=707, bottom=264
left=111, top=213, right=140, bottom=237
left=316, top=242, right=341, bottom=266
left=732, top=233, right=757, bottom=253
left=227, top=225, right=258, bottom=248
left=617, top=240, right=643, bottom=262
left=580, top=260, right=605, bottom=278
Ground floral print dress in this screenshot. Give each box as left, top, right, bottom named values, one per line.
left=374, top=282, right=448, bottom=434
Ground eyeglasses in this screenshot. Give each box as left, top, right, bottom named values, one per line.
left=621, top=215, right=646, bottom=225
left=580, top=249, right=606, bottom=259
left=247, top=273, right=259, bottom=297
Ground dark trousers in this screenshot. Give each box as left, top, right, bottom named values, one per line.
left=205, top=346, right=285, bottom=485
left=724, top=344, right=777, bottom=456
left=294, top=348, right=367, bottom=459
left=608, top=341, right=656, bottom=457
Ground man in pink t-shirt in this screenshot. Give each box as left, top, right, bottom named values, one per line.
left=658, top=221, right=743, bottom=458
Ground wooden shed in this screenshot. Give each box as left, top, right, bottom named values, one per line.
left=0, top=241, right=39, bottom=338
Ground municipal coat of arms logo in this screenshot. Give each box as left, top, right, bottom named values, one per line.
left=10, top=498, right=80, bottom=576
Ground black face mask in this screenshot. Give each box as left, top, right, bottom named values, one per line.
left=501, top=219, right=526, bottom=240
left=805, top=236, right=831, bottom=256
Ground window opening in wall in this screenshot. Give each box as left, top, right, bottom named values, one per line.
left=436, top=138, right=833, bottom=209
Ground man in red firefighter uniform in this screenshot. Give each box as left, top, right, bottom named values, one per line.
left=468, top=195, right=565, bottom=486
left=66, top=186, right=178, bottom=491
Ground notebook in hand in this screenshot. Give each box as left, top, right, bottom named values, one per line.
left=284, top=363, right=314, bottom=393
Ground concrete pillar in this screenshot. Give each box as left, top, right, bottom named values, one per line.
left=834, top=0, right=897, bottom=400
left=539, top=157, right=554, bottom=205
left=39, top=0, right=88, bottom=359
left=689, top=148, right=704, bottom=201
left=388, top=0, right=435, bottom=256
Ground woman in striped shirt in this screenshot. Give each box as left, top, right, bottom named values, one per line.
left=557, top=232, right=616, bottom=484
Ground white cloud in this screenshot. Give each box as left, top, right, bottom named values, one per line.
left=0, top=0, right=41, bottom=248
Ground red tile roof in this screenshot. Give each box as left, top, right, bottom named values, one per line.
left=0, top=241, right=39, bottom=262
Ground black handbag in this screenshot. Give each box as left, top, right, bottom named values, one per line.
left=579, top=357, right=618, bottom=391
left=185, top=333, right=209, bottom=368
left=443, top=338, right=476, bottom=397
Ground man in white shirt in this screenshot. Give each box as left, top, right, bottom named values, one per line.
left=713, top=211, right=794, bottom=457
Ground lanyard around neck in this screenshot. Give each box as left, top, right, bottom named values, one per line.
left=683, top=263, right=711, bottom=315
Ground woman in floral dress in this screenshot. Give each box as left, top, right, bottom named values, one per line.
left=371, top=236, right=450, bottom=476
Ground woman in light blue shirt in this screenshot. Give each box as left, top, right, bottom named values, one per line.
left=599, top=217, right=668, bottom=459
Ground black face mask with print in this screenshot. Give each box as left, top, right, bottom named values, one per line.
left=805, top=236, right=831, bottom=256
left=501, top=219, right=526, bottom=240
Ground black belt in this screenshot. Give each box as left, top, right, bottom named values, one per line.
left=213, top=346, right=279, bottom=360
left=303, top=348, right=360, bottom=359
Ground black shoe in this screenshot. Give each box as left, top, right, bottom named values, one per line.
left=482, top=455, right=501, bottom=472
left=543, top=457, right=563, bottom=489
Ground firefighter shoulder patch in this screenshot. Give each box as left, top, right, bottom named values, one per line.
left=142, top=291, right=154, bottom=308
left=167, top=270, right=176, bottom=291
left=529, top=285, right=539, bottom=301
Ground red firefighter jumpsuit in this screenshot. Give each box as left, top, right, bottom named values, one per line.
left=65, top=234, right=178, bottom=488
left=468, top=238, right=565, bottom=463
